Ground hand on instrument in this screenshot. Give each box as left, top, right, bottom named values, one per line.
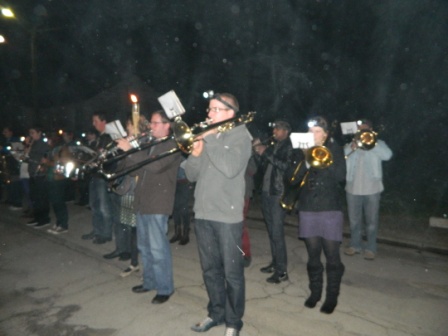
left=191, top=136, right=204, bottom=157
left=116, top=138, right=132, bottom=152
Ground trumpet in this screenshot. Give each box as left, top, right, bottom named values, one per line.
left=98, top=112, right=256, bottom=180
left=280, top=145, right=333, bottom=211
left=345, top=129, right=377, bottom=158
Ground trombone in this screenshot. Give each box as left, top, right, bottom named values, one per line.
left=280, top=145, right=333, bottom=211
left=98, top=112, right=256, bottom=180
left=345, top=129, right=377, bottom=158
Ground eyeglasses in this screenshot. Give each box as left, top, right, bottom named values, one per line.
left=206, top=107, right=230, bottom=113
left=149, top=121, right=166, bottom=125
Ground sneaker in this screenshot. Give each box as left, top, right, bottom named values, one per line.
left=34, top=222, right=50, bottom=229
left=48, top=226, right=68, bottom=234
left=266, top=272, right=289, bottom=284
left=26, top=219, right=38, bottom=226
left=344, top=247, right=360, bottom=256
left=364, top=250, right=375, bottom=260
left=120, top=265, right=140, bottom=277
left=225, top=327, right=240, bottom=336
left=191, top=317, right=222, bottom=332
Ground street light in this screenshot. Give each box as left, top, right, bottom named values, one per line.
left=1, top=7, right=15, bottom=18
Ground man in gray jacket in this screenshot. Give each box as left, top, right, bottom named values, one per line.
left=186, top=93, right=252, bottom=336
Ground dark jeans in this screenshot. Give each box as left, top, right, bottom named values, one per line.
left=261, top=192, right=288, bottom=273
left=6, top=178, right=23, bottom=207
left=172, top=181, right=190, bottom=231
left=48, top=179, right=68, bottom=229
left=194, top=219, right=245, bottom=331
left=89, top=177, right=114, bottom=239
left=130, top=227, right=138, bottom=267
left=30, top=176, right=50, bottom=224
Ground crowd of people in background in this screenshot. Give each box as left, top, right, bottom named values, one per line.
left=0, top=92, right=393, bottom=336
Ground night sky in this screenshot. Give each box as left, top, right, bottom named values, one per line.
left=1, top=0, right=447, bottom=215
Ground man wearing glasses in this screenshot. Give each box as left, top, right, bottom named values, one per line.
left=185, top=93, right=252, bottom=336
left=116, top=110, right=181, bottom=304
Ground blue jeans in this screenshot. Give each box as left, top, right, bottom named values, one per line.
left=136, top=213, right=174, bottom=296
left=89, top=177, right=114, bottom=239
left=346, top=192, right=381, bottom=253
left=261, top=192, right=288, bottom=273
left=194, top=219, right=245, bottom=331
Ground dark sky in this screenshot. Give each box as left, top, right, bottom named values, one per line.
left=1, top=0, right=448, bottom=214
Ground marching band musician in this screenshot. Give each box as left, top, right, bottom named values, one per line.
left=26, top=126, right=51, bottom=228
left=186, top=93, right=251, bottom=336
left=81, top=112, right=117, bottom=245
left=254, top=119, right=294, bottom=284
left=344, top=119, right=392, bottom=260
left=116, top=109, right=181, bottom=305
left=293, top=116, right=346, bottom=314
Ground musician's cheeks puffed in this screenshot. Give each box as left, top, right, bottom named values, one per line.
left=116, top=138, right=132, bottom=152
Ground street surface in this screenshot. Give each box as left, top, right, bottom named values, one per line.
left=0, top=203, right=447, bottom=336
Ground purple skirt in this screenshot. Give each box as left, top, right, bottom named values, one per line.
left=298, top=211, right=343, bottom=242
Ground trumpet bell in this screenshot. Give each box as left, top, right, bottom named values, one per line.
left=356, top=130, right=377, bottom=150
left=306, top=146, right=333, bottom=168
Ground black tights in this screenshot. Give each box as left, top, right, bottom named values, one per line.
left=304, top=236, right=341, bottom=267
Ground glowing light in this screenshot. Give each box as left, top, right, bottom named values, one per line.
left=130, top=94, right=138, bottom=103
left=1, top=8, right=15, bottom=18
left=203, top=90, right=214, bottom=99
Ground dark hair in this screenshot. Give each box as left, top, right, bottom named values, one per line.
left=308, top=116, right=329, bottom=133
left=152, top=109, right=170, bottom=124
left=92, top=111, right=108, bottom=122
left=30, top=125, right=44, bottom=133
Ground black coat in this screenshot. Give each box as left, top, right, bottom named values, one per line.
left=297, top=139, right=346, bottom=212
left=256, top=137, right=294, bottom=197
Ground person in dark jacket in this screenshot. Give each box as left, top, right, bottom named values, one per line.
left=117, top=109, right=181, bottom=305
left=26, top=126, right=51, bottom=227
left=253, top=120, right=293, bottom=284
left=294, top=116, right=346, bottom=314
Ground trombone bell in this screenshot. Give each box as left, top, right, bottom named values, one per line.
left=306, top=146, right=333, bottom=168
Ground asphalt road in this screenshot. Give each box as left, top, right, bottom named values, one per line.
left=1, top=204, right=447, bottom=336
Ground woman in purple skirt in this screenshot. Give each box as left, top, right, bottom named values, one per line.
left=292, top=116, right=346, bottom=314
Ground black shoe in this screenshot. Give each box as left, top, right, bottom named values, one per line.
left=243, top=256, right=252, bottom=268
left=34, top=221, right=50, bottom=229
left=260, top=264, right=275, bottom=273
left=103, top=250, right=121, bottom=259
left=132, top=285, right=150, bottom=294
left=26, top=219, right=38, bottom=226
left=266, top=272, right=289, bottom=284
left=119, top=252, right=131, bottom=261
left=151, top=294, right=170, bottom=304
left=92, top=237, right=111, bottom=244
left=81, top=231, right=95, bottom=240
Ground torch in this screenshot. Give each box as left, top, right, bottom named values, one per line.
left=130, top=94, right=140, bottom=137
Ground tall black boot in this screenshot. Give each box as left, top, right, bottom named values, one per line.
left=320, top=263, right=345, bottom=314
left=169, top=225, right=181, bottom=244
left=179, top=227, right=190, bottom=245
left=304, top=262, right=324, bottom=308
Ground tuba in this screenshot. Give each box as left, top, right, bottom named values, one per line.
left=280, top=145, right=333, bottom=211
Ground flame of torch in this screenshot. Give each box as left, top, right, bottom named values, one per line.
left=130, top=94, right=140, bottom=137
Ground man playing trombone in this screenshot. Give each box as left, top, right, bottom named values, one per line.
left=185, top=93, right=252, bottom=336
left=116, top=110, right=181, bottom=304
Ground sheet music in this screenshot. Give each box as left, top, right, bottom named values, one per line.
left=158, top=90, right=186, bottom=119
left=340, top=121, right=358, bottom=135
left=105, top=120, right=127, bottom=140
left=289, top=132, right=315, bottom=149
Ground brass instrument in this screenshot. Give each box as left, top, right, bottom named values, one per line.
left=98, top=112, right=256, bottom=180
left=345, top=129, right=377, bottom=158
left=253, top=136, right=275, bottom=148
left=280, top=145, right=333, bottom=211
